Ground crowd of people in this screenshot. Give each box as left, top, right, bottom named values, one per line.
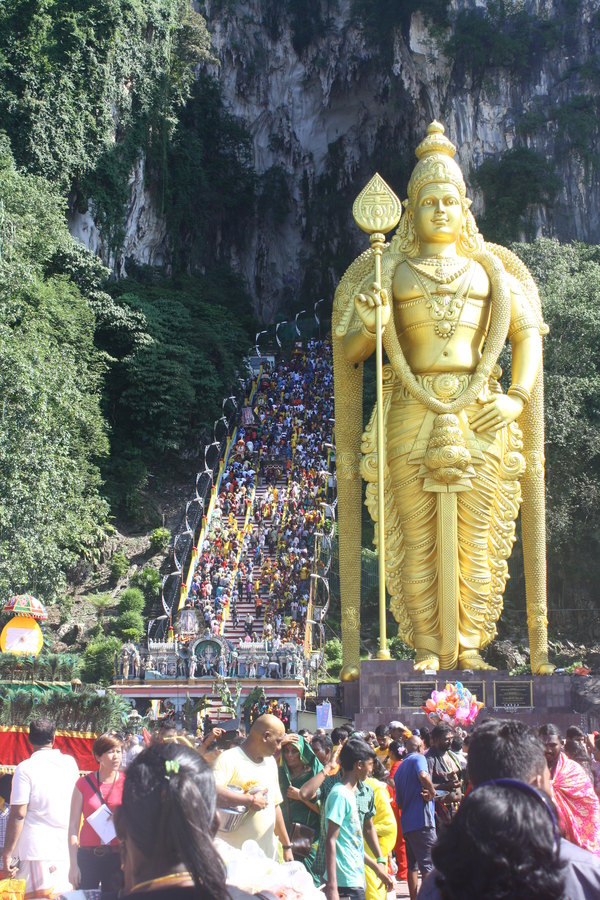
left=179, top=338, right=334, bottom=666
left=3, top=714, right=600, bottom=899
left=186, top=464, right=256, bottom=639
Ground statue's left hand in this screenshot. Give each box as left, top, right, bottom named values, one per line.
left=470, top=394, right=524, bottom=433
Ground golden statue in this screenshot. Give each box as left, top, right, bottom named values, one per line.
left=333, top=122, right=553, bottom=676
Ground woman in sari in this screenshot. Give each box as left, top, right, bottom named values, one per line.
left=278, top=735, right=322, bottom=883
left=538, top=723, right=600, bottom=854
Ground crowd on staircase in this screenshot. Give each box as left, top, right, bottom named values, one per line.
left=181, top=337, right=334, bottom=671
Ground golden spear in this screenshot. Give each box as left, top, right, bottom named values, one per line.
left=352, top=174, right=401, bottom=659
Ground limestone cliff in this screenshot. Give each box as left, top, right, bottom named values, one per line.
left=72, top=0, right=600, bottom=319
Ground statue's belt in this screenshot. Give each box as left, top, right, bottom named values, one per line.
left=385, top=372, right=505, bottom=468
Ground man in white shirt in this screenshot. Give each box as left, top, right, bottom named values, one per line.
left=1, top=718, right=79, bottom=896
left=213, top=714, right=294, bottom=860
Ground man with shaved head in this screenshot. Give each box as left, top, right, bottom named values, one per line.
left=213, top=714, right=294, bottom=859
left=394, top=735, right=437, bottom=900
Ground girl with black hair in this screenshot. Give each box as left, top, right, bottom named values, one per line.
left=114, top=742, right=256, bottom=899
left=421, top=782, right=565, bottom=900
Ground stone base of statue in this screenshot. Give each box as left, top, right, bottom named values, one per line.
left=342, top=660, right=595, bottom=732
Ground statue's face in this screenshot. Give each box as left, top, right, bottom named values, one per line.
left=413, top=182, right=463, bottom=247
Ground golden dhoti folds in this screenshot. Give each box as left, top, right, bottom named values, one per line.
left=361, top=370, right=525, bottom=669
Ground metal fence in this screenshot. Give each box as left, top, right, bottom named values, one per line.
left=151, top=392, right=249, bottom=639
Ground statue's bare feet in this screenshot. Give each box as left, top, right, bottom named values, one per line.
left=458, top=652, right=496, bottom=671
left=414, top=651, right=440, bottom=671
left=532, top=657, right=555, bottom=675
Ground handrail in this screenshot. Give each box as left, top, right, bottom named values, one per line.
left=174, top=370, right=262, bottom=616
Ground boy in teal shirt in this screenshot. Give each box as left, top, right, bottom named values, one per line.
left=324, top=739, right=393, bottom=900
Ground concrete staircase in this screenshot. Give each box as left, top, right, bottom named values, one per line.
left=222, top=476, right=288, bottom=644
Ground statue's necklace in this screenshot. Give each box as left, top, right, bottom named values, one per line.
left=408, top=256, right=471, bottom=284
left=410, top=262, right=475, bottom=338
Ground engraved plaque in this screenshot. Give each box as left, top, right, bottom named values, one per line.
left=493, top=681, right=533, bottom=709
left=399, top=681, right=437, bottom=709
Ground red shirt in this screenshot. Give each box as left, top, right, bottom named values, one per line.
left=76, top=771, right=124, bottom=847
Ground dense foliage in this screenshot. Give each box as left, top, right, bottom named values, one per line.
left=0, top=141, right=110, bottom=603
left=0, top=0, right=254, bottom=598
left=474, top=148, right=560, bottom=244
left=0, top=652, right=80, bottom=683
left=511, top=239, right=600, bottom=628
left=445, top=1, right=559, bottom=82
left=0, top=0, right=213, bottom=248
left=0, top=682, right=132, bottom=730
left=101, top=273, right=252, bottom=515
left=163, top=74, right=257, bottom=274
left=83, top=635, right=122, bottom=684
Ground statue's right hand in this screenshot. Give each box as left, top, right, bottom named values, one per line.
left=354, top=282, right=390, bottom=335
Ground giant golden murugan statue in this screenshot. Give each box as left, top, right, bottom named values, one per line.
left=333, top=122, right=554, bottom=676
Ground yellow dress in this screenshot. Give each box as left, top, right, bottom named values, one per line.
left=365, top=777, right=397, bottom=900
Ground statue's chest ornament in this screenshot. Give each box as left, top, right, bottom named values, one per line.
left=406, top=259, right=475, bottom=338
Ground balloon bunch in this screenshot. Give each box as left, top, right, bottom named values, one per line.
left=422, top=681, right=483, bottom=727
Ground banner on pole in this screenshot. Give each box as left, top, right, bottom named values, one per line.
left=316, top=701, right=333, bottom=730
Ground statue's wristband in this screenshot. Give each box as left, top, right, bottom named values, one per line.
left=359, top=321, right=378, bottom=339
left=507, top=384, right=531, bottom=405
left=376, top=857, right=386, bottom=864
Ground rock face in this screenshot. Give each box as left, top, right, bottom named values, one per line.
left=71, top=0, right=600, bottom=317
left=68, top=154, right=170, bottom=277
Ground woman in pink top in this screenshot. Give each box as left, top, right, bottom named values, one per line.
left=68, top=732, right=124, bottom=891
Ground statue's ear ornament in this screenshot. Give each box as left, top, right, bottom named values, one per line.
left=464, top=197, right=472, bottom=209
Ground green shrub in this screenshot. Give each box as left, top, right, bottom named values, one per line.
left=388, top=636, right=415, bottom=660
left=131, top=567, right=162, bottom=604
left=82, top=636, right=121, bottom=684
left=86, top=593, right=114, bottom=633
left=117, top=588, right=145, bottom=614
left=115, top=609, right=145, bottom=642
left=149, top=527, right=171, bottom=552
left=120, top=627, right=142, bottom=643
left=324, top=638, right=343, bottom=679
left=87, top=623, right=103, bottom=641
left=109, top=551, right=129, bottom=580
left=58, top=595, right=75, bottom=626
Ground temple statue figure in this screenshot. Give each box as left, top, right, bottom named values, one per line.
left=333, top=122, right=553, bottom=676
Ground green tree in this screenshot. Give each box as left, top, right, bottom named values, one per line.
left=100, top=278, right=252, bottom=491
left=149, top=528, right=171, bottom=553
left=109, top=551, right=129, bottom=581
left=131, top=567, right=162, bottom=604
left=82, top=635, right=121, bottom=684
left=115, top=609, right=145, bottom=642
left=117, top=588, right=145, bottom=614
left=324, top=638, right=343, bottom=679
left=87, top=593, right=114, bottom=633
left=0, top=0, right=213, bottom=212
left=0, top=141, right=109, bottom=603
left=502, top=240, right=600, bottom=631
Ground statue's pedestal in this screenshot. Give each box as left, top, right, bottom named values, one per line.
left=342, top=659, right=591, bottom=732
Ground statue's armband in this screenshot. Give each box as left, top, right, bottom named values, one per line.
left=507, top=278, right=540, bottom=343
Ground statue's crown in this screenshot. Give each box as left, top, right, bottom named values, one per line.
left=415, top=121, right=457, bottom=161
left=406, top=120, right=466, bottom=206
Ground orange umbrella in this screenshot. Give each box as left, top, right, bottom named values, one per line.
left=3, top=594, right=48, bottom=621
